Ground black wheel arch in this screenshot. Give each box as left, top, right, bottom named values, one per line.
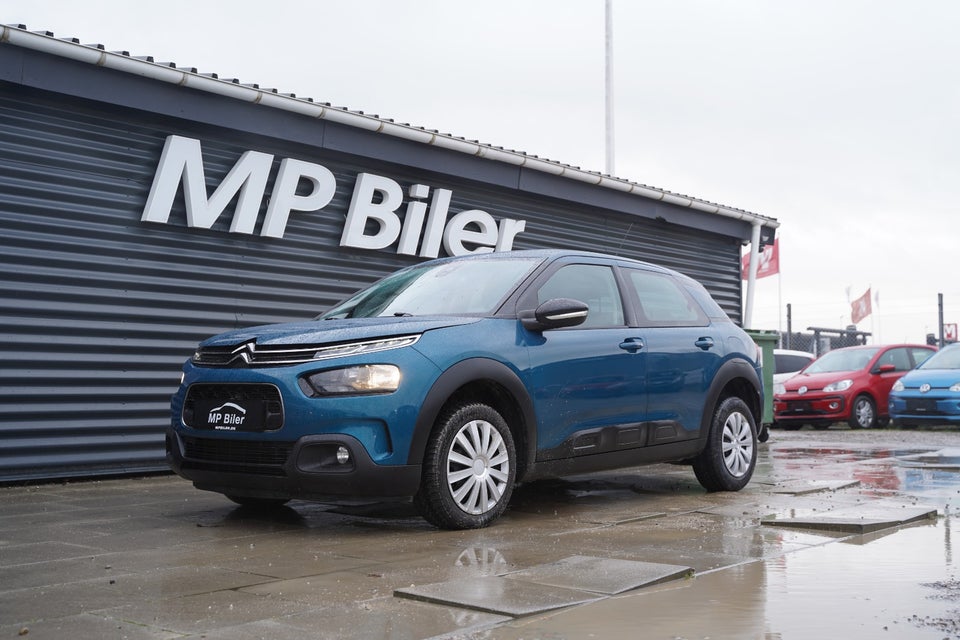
left=699, top=358, right=763, bottom=439
left=406, top=358, right=537, bottom=479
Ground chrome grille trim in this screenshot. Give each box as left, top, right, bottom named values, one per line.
left=192, top=334, right=421, bottom=367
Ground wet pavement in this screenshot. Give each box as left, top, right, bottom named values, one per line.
left=2, top=428, right=960, bottom=639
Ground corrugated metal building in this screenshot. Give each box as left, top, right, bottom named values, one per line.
left=0, top=25, right=778, bottom=482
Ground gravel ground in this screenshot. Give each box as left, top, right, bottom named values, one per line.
left=768, top=425, right=960, bottom=448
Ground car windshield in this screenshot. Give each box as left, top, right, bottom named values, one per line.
left=804, top=347, right=879, bottom=374
left=319, top=257, right=540, bottom=319
left=918, top=346, right=960, bottom=370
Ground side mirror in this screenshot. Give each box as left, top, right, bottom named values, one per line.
left=520, top=298, right=589, bottom=332
left=873, top=363, right=896, bottom=374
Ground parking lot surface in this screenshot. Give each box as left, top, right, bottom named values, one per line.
left=2, top=428, right=959, bottom=639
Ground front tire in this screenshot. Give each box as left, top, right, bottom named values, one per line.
left=693, top=396, right=757, bottom=492
left=415, top=403, right=517, bottom=530
left=848, top=395, right=876, bottom=429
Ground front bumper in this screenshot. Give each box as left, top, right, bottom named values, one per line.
left=166, top=430, right=421, bottom=501
left=773, top=394, right=848, bottom=424
left=889, top=394, right=960, bottom=425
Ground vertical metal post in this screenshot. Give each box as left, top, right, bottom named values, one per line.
left=786, top=303, right=792, bottom=349
left=605, top=0, right=615, bottom=175
left=939, top=293, right=945, bottom=348
left=743, top=222, right=761, bottom=329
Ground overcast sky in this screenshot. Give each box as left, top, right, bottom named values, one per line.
left=10, top=0, right=960, bottom=344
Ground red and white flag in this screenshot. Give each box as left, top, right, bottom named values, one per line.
left=851, top=288, right=872, bottom=324
left=741, top=238, right=779, bottom=280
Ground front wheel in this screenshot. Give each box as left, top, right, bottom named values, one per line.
left=848, top=395, right=877, bottom=429
left=693, top=396, right=757, bottom=492
left=415, top=403, right=517, bottom=530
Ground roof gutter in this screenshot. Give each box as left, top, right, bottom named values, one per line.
left=2, top=24, right=778, bottom=231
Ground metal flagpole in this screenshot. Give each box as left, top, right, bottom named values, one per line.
left=605, top=0, right=615, bottom=175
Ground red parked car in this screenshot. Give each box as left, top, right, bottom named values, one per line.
left=773, top=344, right=936, bottom=429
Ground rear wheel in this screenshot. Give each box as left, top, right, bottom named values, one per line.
left=415, top=403, right=516, bottom=530
left=848, top=395, right=877, bottom=429
left=693, top=396, right=757, bottom=492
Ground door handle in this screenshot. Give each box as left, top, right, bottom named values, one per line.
left=695, top=337, right=715, bottom=350
left=619, top=337, right=644, bottom=352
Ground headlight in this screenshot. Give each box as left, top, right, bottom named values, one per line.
left=313, top=335, right=420, bottom=360
left=823, top=379, right=853, bottom=392
left=950, top=383, right=960, bottom=393
left=774, top=383, right=786, bottom=395
left=892, top=380, right=904, bottom=392
left=301, top=364, right=401, bottom=396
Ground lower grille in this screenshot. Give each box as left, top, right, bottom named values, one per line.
left=906, top=398, right=942, bottom=415
left=183, top=383, right=284, bottom=431
left=181, top=436, right=293, bottom=475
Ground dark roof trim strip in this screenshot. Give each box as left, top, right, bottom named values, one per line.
left=2, top=24, right=778, bottom=229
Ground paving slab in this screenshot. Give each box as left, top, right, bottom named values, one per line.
left=199, top=597, right=510, bottom=640
left=0, top=565, right=275, bottom=626
left=769, top=479, right=860, bottom=495
left=0, top=612, right=180, bottom=640
left=898, top=448, right=960, bottom=468
left=100, top=588, right=313, bottom=636
left=762, top=501, right=938, bottom=534
left=502, top=554, right=692, bottom=595
left=394, top=575, right=603, bottom=616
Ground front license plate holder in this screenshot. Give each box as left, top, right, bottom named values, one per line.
left=194, top=398, right=267, bottom=432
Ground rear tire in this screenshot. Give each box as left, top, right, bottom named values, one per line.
left=693, top=396, right=757, bottom=492
left=415, top=403, right=516, bottom=530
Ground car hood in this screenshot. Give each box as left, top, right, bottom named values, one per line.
left=899, top=369, right=960, bottom=389
left=782, top=370, right=859, bottom=391
left=200, top=316, right=483, bottom=347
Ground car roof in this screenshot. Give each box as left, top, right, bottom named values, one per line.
left=828, top=343, right=932, bottom=351
left=426, top=249, right=675, bottom=275
left=774, top=349, right=814, bottom=357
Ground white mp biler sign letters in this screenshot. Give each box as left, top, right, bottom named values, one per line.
left=141, top=135, right=527, bottom=257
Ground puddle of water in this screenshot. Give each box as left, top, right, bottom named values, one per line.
left=498, top=518, right=960, bottom=639
left=760, top=518, right=960, bottom=638
left=773, top=447, right=931, bottom=463
left=488, top=438, right=960, bottom=640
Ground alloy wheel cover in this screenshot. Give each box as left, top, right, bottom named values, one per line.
left=721, top=411, right=754, bottom=478
left=445, top=419, right=511, bottom=515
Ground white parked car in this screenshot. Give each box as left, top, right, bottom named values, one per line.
left=773, top=349, right=816, bottom=386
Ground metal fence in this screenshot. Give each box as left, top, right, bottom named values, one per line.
left=779, top=327, right=871, bottom=357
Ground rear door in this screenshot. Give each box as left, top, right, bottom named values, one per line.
left=620, top=267, right=721, bottom=440
left=520, top=259, right=647, bottom=458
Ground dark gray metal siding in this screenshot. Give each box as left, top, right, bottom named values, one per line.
left=0, top=78, right=741, bottom=482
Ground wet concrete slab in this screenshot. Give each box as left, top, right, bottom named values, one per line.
left=3, top=430, right=960, bottom=638
left=769, top=478, right=861, bottom=494
left=762, top=500, right=939, bottom=533
left=395, top=575, right=603, bottom=616
left=502, top=554, right=693, bottom=595
left=203, top=597, right=511, bottom=640
left=898, top=447, right=960, bottom=468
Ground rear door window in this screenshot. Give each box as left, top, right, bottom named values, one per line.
left=624, top=269, right=708, bottom=327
